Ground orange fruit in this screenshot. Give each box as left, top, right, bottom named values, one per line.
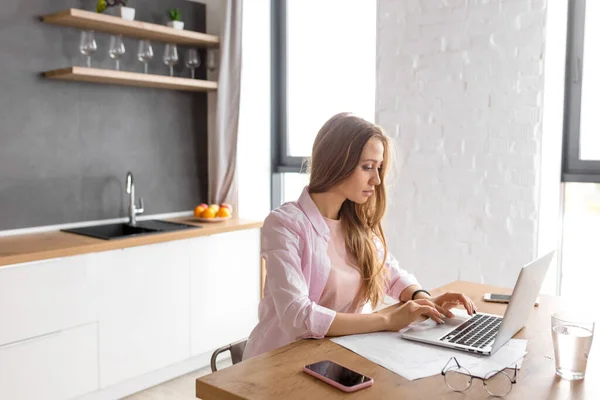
left=220, top=203, right=233, bottom=212
left=194, top=204, right=207, bottom=217
left=200, top=207, right=217, bottom=218
left=217, top=207, right=231, bottom=218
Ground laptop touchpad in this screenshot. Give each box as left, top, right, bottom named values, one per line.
left=402, top=309, right=472, bottom=338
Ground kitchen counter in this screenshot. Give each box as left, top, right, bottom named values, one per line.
left=0, top=217, right=263, bottom=267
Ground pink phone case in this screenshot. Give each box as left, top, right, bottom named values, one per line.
left=303, top=363, right=374, bottom=392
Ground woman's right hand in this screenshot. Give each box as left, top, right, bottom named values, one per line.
left=376, top=299, right=453, bottom=331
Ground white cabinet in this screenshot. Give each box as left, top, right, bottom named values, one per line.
left=0, top=322, right=98, bottom=400
left=190, top=229, right=261, bottom=355
left=0, top=254, right=96, bottom=346
left=90, top=240, right=191, bottom=388
left=0, top=226, right=262, bottom=398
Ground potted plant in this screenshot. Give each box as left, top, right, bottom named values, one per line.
left=167, top=8, right=184, bottom=30
left=96, top=0, right=136, bottom=21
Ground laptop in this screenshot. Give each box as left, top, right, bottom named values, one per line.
left=401, top=251, right=555, bottom=356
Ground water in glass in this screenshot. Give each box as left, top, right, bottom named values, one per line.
left=552, top=313, right=595, bottom=380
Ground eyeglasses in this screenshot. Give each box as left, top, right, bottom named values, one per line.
left=441, top=357, right=518, bottom=397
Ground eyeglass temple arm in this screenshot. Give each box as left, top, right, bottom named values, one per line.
left=441, top=357, right=460, bottom=375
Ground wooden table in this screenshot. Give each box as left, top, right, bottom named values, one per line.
left=196, top=281, right=599, bottom=399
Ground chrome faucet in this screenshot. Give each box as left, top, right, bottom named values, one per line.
left=126, top=171, right=144, bottom=226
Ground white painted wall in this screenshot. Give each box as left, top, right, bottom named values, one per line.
left=377, top=0, right=549, bottom=290
left=236, top=0, right=272, bottom=220
left=537, top=0, right=568, bottom=295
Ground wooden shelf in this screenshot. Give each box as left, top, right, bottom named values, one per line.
left=44, top=67, right=218, bottom=92
left=42, top=8, right=219, bottom=48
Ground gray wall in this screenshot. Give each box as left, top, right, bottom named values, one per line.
left=0, top=0, right=209, bottom=230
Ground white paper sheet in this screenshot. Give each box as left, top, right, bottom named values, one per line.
left=331, top=316, right=527, bottom=381
left=466, top=339, right=527, bottom=378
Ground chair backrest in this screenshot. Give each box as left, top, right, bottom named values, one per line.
left=210, top=338, right=247, bottom=372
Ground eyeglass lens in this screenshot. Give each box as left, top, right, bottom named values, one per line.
left=483, top=370, right=513, bottom=397
left=444, top=366, right=473, bottom=392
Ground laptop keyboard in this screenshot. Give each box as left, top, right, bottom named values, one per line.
left=440, top=314, right=502, bottom=349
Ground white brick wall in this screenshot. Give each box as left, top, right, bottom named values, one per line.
left=377, top=0, right=547, bottom=289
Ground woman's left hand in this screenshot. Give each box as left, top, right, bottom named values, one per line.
left=432, top=292, right=478, bottom=317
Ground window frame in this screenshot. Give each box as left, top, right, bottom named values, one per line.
left=563, top=0, right=600, bottom=182
left=270, top=0, right=307, bottom=208
left=271, top=0, right=305, bottom=173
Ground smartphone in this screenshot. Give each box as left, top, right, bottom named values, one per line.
left=484, top=293, right=540, bottom=306
left=303, top=360, right=373, bottom=392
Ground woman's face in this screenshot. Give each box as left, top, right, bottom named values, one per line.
left=335, top=138, right=384, bottom=204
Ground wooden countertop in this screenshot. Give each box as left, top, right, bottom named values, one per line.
left=0, top=217, right=263, bottom=268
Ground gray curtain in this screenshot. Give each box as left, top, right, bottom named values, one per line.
left=208, top=0, right=243, bottom=208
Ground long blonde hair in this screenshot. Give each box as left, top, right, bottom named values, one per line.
left=307, top=112, right=391, bottom=308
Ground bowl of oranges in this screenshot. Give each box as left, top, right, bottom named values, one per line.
left=192, top=203, right=233, bottom=222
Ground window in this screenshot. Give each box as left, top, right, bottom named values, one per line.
left=578, top=0, right=600, bottom=161
left=560, top=182, right=600, bottom=300
left=560, top=0, right=600, bottom=298
left=282, top=173, right=310, bottom=203
left=271, top=0, right=376, bottom=207
left=286, top=1, right=376, bottom=158
left=563, top=0, right=600, bottom=180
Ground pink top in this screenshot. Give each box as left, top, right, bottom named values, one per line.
left=319, top=217, right=364, bottom=313
left=242, top=187, right=419, bottom=360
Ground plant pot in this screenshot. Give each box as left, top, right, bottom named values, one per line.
left=167, top=20, right=185, bottom=30
left=105, top=6, right=135, bottom=20
left=118, top=6, right=136, bottom=20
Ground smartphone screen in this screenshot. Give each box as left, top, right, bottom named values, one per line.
left=490, top=294, right=511, bottom=301
left=304, top=361, right=370, bottom=387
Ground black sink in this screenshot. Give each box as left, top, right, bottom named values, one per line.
left=62, top=219, right=200, bottom=240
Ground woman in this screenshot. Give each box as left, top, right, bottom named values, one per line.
left=243, top=113, right=477, bottom=360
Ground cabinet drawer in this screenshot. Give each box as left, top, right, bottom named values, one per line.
left=0, top=254, right=97, bottom=346
left=0, top=322, right=99, bottom=400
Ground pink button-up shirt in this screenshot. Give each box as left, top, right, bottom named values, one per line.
left=242, top=187, right=419, bottom=360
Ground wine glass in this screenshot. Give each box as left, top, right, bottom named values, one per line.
left=79, top=30, right=97, bottom=68
left=108, top=35, right=126, bottom=71
left=206, top=49, right=218, bottom=73
left=137, top=40, right=153, bottom=74
left=163, top=43, right=179, bottom=77
left=185, top=48, right=200, bottom=79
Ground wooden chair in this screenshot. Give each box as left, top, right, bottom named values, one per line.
left=210, top=338, right=247, bottom=372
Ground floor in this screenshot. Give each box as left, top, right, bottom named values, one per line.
left=124, top=359, right=231, bottom=400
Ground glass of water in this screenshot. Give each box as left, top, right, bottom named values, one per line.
left=552, top=311, right=595, bottom=380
